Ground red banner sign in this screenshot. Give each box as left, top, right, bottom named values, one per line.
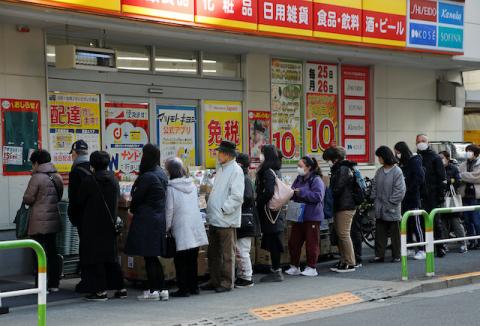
left=313, top=1, right=362, bottom=42
left=362, top=11, right=406, bottom=44
left=122, top=0, right=194, bottom=22
left=409, top=0, right=437, bottom=22
left=195, top=0, right=257, bottom=30
left=258, top=0, right=313, bottom=36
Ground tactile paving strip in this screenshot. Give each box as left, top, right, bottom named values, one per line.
left=249, top=292, right=362, bottom=321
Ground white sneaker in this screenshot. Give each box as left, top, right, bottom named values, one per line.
left=285, top=265, right=302, bottom=276
left=301, top=267, right=318, bottom=277
left=137, top=290, right=160, bottom=301
left=414, top=251, right=426, bottom=260
left=159, top=290, right=169, bottom=301
left=407, top=250, right=415, bottom=257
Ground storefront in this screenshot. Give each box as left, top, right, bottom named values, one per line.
left=0, top=0, right=479, bottom=276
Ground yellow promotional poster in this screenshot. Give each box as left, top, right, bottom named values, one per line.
left=306, top=93, right=338, bottom=160
left=204, top=100, right=242, bottom=169
left=48, top=92, right=101, bottom=173
left=21, top=0, right=120, bottom=11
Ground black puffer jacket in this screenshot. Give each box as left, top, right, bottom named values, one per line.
left=418, top=149, right=447, bottom=211
left=400, top=154, right=425, bottom=211
left=255, top=168, right=285, bottom=234
left=330, top=160, right=357, bottom=212
left=237, top=174, right=260, bottom=239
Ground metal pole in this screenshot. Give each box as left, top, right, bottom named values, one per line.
left=400, top=210, right=428, bottom=281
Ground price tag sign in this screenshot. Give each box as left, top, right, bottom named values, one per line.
left=305, top=63, right=337, bottom=94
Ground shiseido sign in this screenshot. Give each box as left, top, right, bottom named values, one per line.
left=410, top=0, right=437, bottom=22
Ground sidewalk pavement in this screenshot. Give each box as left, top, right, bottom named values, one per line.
left=1, top=246, right=480, bottom=326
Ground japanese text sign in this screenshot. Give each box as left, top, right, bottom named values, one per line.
left=21, top=0, right=120, bottom=11
left=48, top=92, right=101, bottom=173
left=258, top=0, right=313, bottom=36
left=204, top=100, right=242, bottom=168
left=305, top=62, right=337, bottom=94
left=313, top=0, right=362, bottom=42
left=196, top=0, right=257, bottom=30
left=362, top=0, right=407, bottom=47
left=157, top=105, right=197, bottom=167
left=104, top=102, right=149, bottom=181
left=122, top=0, right=194, bottom=22
left=306, top=94, right=337, bottom=160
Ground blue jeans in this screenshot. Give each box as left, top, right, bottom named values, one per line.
left=462, top=198, right=480, bottom=243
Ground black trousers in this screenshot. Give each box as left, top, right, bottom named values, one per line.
left=144, top=257, right=165, bottom=292
left=375, top=220, right=401, bottom=259
left=350, top=212, right=363, bottom=264
left=31, top=233, right=60, bottom=289
left=81, top=262, right=124, bottom=293
left=174, top=247, right=199, bottom=293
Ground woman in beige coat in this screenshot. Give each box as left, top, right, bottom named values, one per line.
left=23, top=149, right=63, bottom=291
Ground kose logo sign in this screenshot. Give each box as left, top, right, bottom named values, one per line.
left=410, top=0, right=437, bottom=22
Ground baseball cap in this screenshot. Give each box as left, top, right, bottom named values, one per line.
left=70, top=140, right=88, bottom=154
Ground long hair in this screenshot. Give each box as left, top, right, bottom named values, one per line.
left=394, top=141, right=412, bottom=167
left=375, top=146, right=397, bottom=166
left=139, top=144, right=160, bottom=175
left=258, top=144, right=281, bottom=174
left=302, top=156, right=322, bottom=177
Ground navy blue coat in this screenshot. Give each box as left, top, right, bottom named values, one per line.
left=400, top=154, right=425, bottom=211
left=125, top=167, right=168, bottom=257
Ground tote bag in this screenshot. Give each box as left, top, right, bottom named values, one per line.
left=267, top=169, right=294, bottom=211
left=444, top=185, right=463, bottom=208
left=14, top=204, right=31, bottom=239
left=286, top=201, right=305, bottom=223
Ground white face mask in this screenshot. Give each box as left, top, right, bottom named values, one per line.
left=259, top=154, right=265, bottom=162
left=467, top=151, right=475, bottom=160
left=297, top=167, right=306, bottom=176
left=417, top=142, right=429, bottom=151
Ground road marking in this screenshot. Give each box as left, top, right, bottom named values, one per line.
left=250, top=292, right=362, bottom=321
left=440, top=271, right=480, bottom=281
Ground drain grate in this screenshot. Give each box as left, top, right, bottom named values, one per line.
left=351, top=287, right=401, bottom=302
left=170, top=312, right=261, bottom=326
left=250, top=292, right=362, bottom=321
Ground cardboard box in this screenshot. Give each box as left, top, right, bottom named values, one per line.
left=120, top=254, right=176, bottom=281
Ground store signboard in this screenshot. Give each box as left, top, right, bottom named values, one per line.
left=157, top=105, right=197, bottom=167
left=1, top=99, right=41, bottom=175
left=48, top=92, right=101, bottom=173
left=122, top=0, right=194, bottom=21
left=362, top=0, right=407, bottom=47
left=204, top=101, right=242, bottom=168
left=407, top=0, right=464, bottom=52
left=258, top=0, right=313, bottom=36
left=195, top=0, right=257, bottom=30
left=313, top=0, right=362, bottom=42
left=341, top=66, right=370, bottom=163
left=20, top=0, right=120, bottom=11
left=248, top=111, right=271, bottom=164
left=104, top=102, right=149, bottom=180
left=305, top=94, right=337, bottom=160
left=271, top=59, right=303, bottom=164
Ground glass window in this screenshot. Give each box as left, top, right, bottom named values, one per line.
left=202, top=53, right=241, bottom=78
left=155, top=49, right=198, bottom=74
left=116, top=45, right=151, bottom=72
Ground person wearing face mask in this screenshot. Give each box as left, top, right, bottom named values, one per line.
left=416, top=134, right=448, bottom=258
left=458, top=144, right=480, bottom=250
left=286, top=156, right=325, bottom=277
left=394, top=141, right=426, bottom=260
left=439, top=151, right=467, bottom=253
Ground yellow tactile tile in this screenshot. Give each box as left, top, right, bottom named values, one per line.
left=250, top=292, right=363, bottom=321
left=440, top=271, right=480, bottom=281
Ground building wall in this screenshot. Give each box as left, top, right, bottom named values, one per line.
left=0, top=23, right=47, bottom=275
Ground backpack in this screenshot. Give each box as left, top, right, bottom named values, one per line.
left=350, top=167, right=366, bottom=205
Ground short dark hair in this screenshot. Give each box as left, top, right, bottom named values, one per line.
left=30, top=149, right=51, bottom=165
left=236, top=153, right=250, bottom=174
left=90, top=151, right=110, bottom=171
left=466, top=144, right=480, bottom=157
left=322, top=146, right=346, bottom=162
left=165, top=158, right=186, bottom=180
left=375, top=146, right=397, bottom=165
left=439, top=150, right=451, bottom=160
left=140, top=144, right=160, bottom=174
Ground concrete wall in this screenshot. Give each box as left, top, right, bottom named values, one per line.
left=374, top=65, right=464, bottom=152
left=460, top=0, right=480, bottom=62
left=0, top=23, right=47, bottom=275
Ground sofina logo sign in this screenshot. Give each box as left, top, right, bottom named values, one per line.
left=438, top=2, right=464, bottom=26
left=409, top=22, right=436, bottom=46
left=438, top=26, right=463, bottom=49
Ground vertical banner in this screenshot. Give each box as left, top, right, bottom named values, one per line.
left=204, top=100, right=242, bottom=169
left=248, top=111, right=271, bottom=164
left=104, top=102, right=149, bottom=180
left=157, top=105, right=197, bottom=167
left=271, top=58, right=303, bottom=165
left=48, top=92, right=101, bottom=173
left=341, top=66, right=370, bottom=163
left=1, top=99, right=41, bottom=175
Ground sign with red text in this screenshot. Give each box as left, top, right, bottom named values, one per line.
left=313, top=0, right=362, bottom=42
left=306, top=94, right=337, bottom=160
left=258, top=0, right=313, bottom=36
left=409, top=0, right=437, bottom=22
left=104, top=102, right=149, bottom=180
left=195, top=0, right=257, bottom=30
left=248, top=111, right=271, bottom=164
left=122, top=0, right=194, bottom=21
left=341, top=66, right=370, bottom=163
left=305, top=62, right=337, bottom=94
left=48, top=92, right=101, bottom=173
left=362, top=0, right=407, bottom=47
left=204, top=100, right=242, bottom=168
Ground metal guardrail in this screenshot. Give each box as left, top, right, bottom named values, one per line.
left=0, top=240, right=47, bottom=326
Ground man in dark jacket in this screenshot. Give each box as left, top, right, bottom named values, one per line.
left=68, top=140, right=90, bottom=227
left=416, top=134, right=448, bottom=257
left=323, top=147, right=357, bottom=273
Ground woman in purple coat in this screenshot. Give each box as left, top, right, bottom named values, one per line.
left=286, top=156, right=325, bottom=277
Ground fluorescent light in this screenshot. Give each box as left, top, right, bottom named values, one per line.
left=155, top=68, right=197, bottom=72
left=47, top=53, right=56, bottom=57
left=203, top=60, right=217, bottom=63
left=155, top=58, right=197, bottom=63
left=118, top=67, right=150, bottom=71
left=117, top=56, right=149, bottom=61
left=203, top=70, right=217, bottom=73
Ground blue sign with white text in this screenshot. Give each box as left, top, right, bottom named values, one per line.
left=438, top=26, right=463, bottom=49
left=409, top=23, right=437, bottom=47
left=438, top=2, right=464, bottom=26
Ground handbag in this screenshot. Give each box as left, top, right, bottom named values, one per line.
left=286, top=201, right=305, bottom=223
left=240, top=212, right=256, bottom=235
left=267, top=169, right=294, bottom=211
left=14, top=204, right=31, bottom=239
left=444, top=185, right=463, bottom=208
left=161, top=231, right=176, bottom=259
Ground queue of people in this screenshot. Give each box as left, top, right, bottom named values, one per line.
left=20, top=134, right=480, bottom=302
